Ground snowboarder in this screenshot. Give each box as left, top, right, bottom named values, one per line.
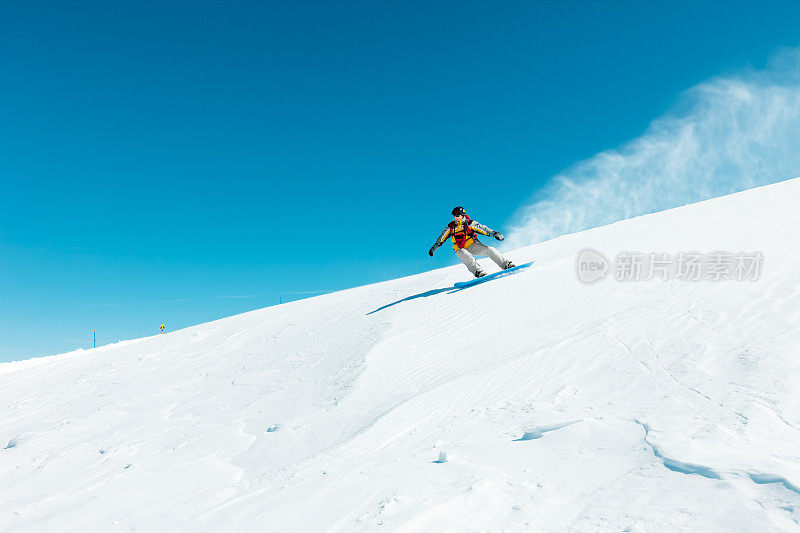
left=429, top=206, right=515, bottom=278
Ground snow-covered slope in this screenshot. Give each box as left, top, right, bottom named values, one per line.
left=3, top=179, right=800, bottom=531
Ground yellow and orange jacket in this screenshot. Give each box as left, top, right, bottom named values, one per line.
left=432, top=215, right=495, bottom=251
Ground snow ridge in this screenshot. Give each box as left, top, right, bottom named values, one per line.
left=3, top=179, right=800, bottom=531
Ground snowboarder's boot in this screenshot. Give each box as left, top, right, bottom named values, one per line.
left=503, top=261, right=516, bottom=270
left=474, top=269, right=487, bottom=278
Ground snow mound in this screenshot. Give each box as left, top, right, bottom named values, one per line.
left=2, top=179, right=800, bottom=530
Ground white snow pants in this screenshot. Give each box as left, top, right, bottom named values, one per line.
left=455, top=240, right=510, bottom=275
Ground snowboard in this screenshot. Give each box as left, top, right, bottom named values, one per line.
left=453, top=261, right=534, bottom=288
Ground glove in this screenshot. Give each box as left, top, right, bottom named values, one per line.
left=494, top=232, right=505, bottom=241
left=428, top=245, right=437, bottom=257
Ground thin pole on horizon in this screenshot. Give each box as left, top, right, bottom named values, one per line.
left=93, top=330, right=96, bottom=349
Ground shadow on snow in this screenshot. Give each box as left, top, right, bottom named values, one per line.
left=367, top=263, right=534, bottom=315
left=366, top=284, right=477, bottom=315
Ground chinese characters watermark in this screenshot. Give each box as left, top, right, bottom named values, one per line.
left=576, top=249, right=763, bottom=283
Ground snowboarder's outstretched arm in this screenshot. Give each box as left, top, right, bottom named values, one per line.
left=429, top=226, right=452, bottom=256
left=469, top=221, right=504, bottom=241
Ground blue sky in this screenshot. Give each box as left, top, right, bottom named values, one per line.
left=1, top=1, right=798, bottom=362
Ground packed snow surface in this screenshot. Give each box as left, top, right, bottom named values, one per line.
left=3, top=179, right=800, bottom=531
